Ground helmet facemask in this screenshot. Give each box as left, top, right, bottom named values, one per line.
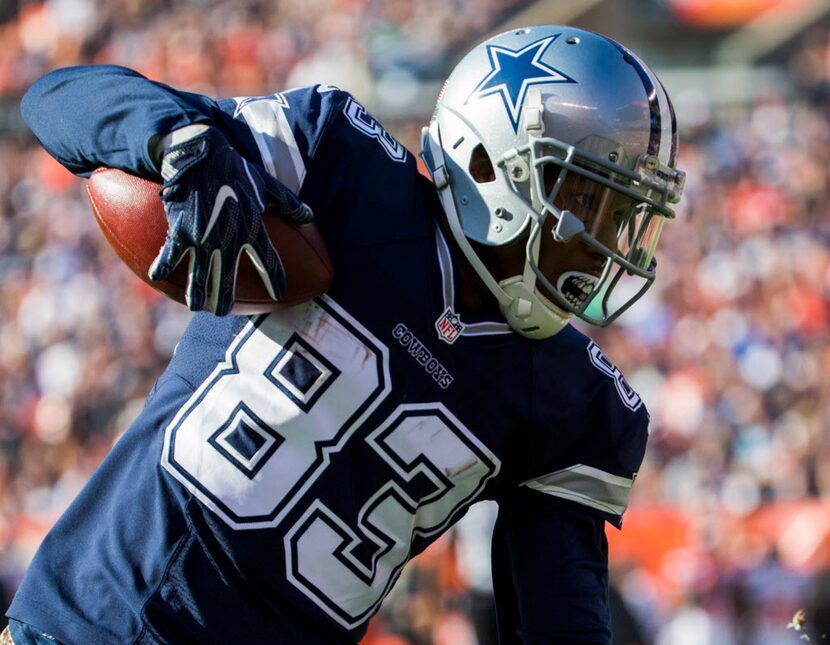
left=506, top=123, right=685, bottom=327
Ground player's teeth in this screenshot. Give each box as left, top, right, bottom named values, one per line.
left=557, top=271, right=598, bottom=307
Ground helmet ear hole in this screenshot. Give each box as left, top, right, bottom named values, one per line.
left=469, top=144, right=495, bottom=183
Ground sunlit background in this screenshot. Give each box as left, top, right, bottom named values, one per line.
left=1, top=0, right=829, bottom=643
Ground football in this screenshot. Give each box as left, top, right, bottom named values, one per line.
left=86, top=168, right=333, bottom=314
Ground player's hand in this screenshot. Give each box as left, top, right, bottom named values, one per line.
left=148, top=126, right=313, bottom=316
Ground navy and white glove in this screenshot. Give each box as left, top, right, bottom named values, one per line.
left=148, top=125, right=313, bottom=316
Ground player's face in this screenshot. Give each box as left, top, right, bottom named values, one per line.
left=534, top=170, right=636, bottom=306
left=469, top=163, right=643, bottom=312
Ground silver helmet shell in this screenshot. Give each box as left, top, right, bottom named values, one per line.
left=421, top=25, right=685, bottom=337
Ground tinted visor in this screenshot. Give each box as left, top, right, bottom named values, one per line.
left=545, top=166, right=666, bottom=271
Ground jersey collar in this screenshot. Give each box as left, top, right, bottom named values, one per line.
left=434, top=227, right=511, bottom=344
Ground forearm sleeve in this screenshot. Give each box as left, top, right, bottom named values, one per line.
left=20, top=65, right=221, bottom=177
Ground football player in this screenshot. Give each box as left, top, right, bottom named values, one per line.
left=6, top=25, right=684, bottom=644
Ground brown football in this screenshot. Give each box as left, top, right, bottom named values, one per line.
left=86, top=167, right=333, bottom=314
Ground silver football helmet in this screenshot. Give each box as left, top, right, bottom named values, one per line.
left=421, top=26, right=685, bottom=338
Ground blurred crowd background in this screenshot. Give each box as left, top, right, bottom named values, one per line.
left=1, top=0, right=829, bottom=643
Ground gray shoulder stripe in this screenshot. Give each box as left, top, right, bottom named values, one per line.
left=235, top=98, right=306, bottom=192
left=522, top=464, right=634, bottom=517
left=435, top=228, right=455, bottom=310
left=463, top=321, right=511, bottom=334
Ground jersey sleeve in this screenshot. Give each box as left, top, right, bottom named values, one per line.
left=522, top=334, right=651, bottom=529
left=492, top=494, right=611, bottom=644
left=19, top=65, right=349, bottom=185
left=21, top=65, right=224, bottom=177
left=20, top=65, right=417, bottom=243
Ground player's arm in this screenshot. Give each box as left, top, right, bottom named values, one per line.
left=495, top=338, right=651, bottom=642
left=21, top=65, right=317, bottom=314
left=492, top=494, right=611, bottom=645
left=20, top=64, right=227, bottom=178
left=20, top=64, right=346, bottom=186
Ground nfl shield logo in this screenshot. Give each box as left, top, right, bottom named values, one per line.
left=435, top=308, right=464, bottom=344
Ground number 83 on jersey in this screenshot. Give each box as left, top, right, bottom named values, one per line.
left=161, top=297, right=500, bottom=628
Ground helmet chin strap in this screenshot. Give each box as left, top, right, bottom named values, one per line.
left=421, top=120, right=572, bottom=339
left=498, top=217, right=572, bottom=339
left=498, top=277, right=572, bottom=339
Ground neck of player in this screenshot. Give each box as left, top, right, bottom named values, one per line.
left=436, top=211, right=523, bottom=322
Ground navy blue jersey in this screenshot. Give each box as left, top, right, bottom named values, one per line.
left=11, top=66, right=650, bottom=644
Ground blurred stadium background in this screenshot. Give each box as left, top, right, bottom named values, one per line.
left=1, top=0, right=829, bottom=643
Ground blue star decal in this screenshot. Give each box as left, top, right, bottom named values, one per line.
left=467, top=35, right=576, bottom=132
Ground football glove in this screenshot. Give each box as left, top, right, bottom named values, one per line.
left=148, top=126, right=313, bottom=316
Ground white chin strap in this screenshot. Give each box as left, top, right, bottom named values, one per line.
left=498, top=208, right=571, bottom=339
left=422, top=121, right=572, bottom=340
left=499, top=277, right=572, bottom=340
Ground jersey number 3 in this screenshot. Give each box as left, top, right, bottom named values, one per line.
left=161, top=297, right=499, bottom=629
